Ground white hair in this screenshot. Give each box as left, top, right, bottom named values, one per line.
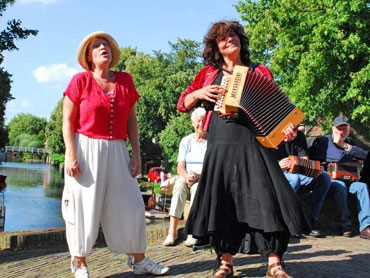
left=191, top=107, right=206, bottom=121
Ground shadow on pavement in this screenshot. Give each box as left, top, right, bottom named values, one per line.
left=0, top=244, right=68, bottom=264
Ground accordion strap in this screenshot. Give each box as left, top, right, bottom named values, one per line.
left=249, top=62, right=260, bottom=72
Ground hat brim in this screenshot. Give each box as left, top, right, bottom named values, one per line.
left=335, top=122, right=350, bottom=127
left=77, top=31, right=120, bottom=71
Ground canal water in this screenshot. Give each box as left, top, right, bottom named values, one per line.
left=0, top=162, right=65, bottom=232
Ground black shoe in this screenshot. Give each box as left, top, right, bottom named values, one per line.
left=290, top=234, right=302, bottom=238
left=192, top=238, right=211, bottom=251
left=309, top=229, right=325, bottom=238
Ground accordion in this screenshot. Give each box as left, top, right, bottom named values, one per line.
left=215, top=65, right=304, bottom=148
left=327, top=160, right=363, bottom=182
left=288, top=155, right=321, bottom=178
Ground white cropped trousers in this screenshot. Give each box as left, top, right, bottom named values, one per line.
left=62, top=133, right=146, bottom=257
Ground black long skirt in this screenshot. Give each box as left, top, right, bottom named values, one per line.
left=185, top=112, right=314, bottom=256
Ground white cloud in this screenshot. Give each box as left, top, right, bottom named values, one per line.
left=33, top=64, right=79, bottom=83
left=18, top=0, right=58, bottom=4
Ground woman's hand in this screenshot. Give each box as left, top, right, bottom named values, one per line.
left=194, top=85, right=225, bottom=103
left=129, top=151, right=141, bottom=177
left=187, top=172, right=200, bottom=186
left=278, top=158, right=292, bottom=171
left=283, top=125, right=298, bottom=142
left=65, top=151, right=81, bottom=178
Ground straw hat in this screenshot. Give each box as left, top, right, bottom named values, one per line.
left=77, top=31, right=120, bottom=71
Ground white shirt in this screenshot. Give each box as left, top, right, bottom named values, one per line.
left=177, top=133, right=207, bottom=174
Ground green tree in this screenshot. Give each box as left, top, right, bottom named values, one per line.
left=0, top=0, right=38, bottom=145
left=14, top=133, right=31, bottom=146
left=45, top=99, right=64, bottom=154
left=236, top=0, right=370, bottom=138
left=115, top=39, right=202, bottom=159
left=7, top=113, right=47, bottom=145
left=159, top=113, right=193, bottom=173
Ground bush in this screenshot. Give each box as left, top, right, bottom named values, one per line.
left=50, top=153, right=65, bottom=166
left=22, top=153, right=32, bottom=161
left=153, top=182, right=162, bottom=195
left=28, top=140, right=43, bottom=148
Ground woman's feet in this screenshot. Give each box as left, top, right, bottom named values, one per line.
left=214, top=255, right=233, bottom=278
left=214, top=262, right=233, bottom=278
left=163, top=234, right=177, bottom=246
left=74, top=267, right=89, bottom=278
left=184, top=234, right=197, bottom=247
left=132, top=258, right=169, bottom=276
left=72, top=256, right=89, bottom=278
left=267, top=262, right=293, bottom=278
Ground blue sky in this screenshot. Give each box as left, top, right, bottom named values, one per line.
left=1, top=0, right=241, bottom=124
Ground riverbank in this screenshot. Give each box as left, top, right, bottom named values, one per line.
left=0, top=162, right=65, bottom=232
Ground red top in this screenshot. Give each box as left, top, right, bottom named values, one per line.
left=64, top=71, right=139, bottom=140
left=177, top=64, right=273, bottom=131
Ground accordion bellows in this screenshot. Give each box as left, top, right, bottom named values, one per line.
left=215, top=65, right=304, bottom=148
left=288, top=155, right=321, bottom=178
left=327, top=161, right=363, bottom=182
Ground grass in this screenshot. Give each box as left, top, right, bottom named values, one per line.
left=139, top=179, right=162, bottom=195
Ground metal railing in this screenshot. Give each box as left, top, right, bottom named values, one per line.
left=4, top=146, right=51, bottom=154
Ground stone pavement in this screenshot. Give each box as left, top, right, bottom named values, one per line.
left=0, top=226, right=370, bottom=278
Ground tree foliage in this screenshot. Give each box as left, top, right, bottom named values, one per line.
left=7, top=113, right=47, bottom=146
left=236, top=0, right=369, bottom=137
left=114, top=39, right=202, bottom=161
left=14, top=133, right=43, bottom=148
left=0, top=68, right=12, bottom=127
left=159, top=113, right=193, bottom=173
left=0, top=0, right=38, bottom=144
left=45, top=99, right=64, bottom=154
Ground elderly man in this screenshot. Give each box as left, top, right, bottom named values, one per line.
left=312, top=115, right=370, bottom=239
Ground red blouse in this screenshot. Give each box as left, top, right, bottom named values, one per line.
left=63, top=71, right=139, bottom=140
left=177, top=64, right=273, bottom=131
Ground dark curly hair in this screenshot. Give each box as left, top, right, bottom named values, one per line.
left=203, top=20, right=251, bottom=68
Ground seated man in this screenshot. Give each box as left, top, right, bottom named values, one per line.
left=274, top=129, right=331, bottom=237
left=312, top=115, right=370, bottom=239
left=163, top=107, right=207, bottom=247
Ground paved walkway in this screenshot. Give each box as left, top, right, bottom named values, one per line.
left=0, top=232, right=369, bottom=278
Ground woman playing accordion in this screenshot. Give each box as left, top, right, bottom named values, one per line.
left=177, top=20, right=314, bottom=278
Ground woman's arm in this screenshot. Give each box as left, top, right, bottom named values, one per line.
left=127, top=104, right=141, bottom=177
left=177, top=66, right=223, bottom=112
left=62, top=96, right=81, bottom=177
left=182, top=85, right=224, bottom=109
left=177, top=161, right=187, bottom=179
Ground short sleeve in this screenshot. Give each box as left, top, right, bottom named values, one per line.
left=63, top=73, right=82, bottom=105
left=126, top=74, right=140, bottom=107
left=177, top=136, right=189, bottom=162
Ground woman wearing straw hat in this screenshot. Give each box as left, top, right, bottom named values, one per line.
left=62, top=31, right=169, bottom=278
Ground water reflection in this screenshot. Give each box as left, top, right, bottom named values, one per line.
left=0, top=162, right=65, bottom=231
